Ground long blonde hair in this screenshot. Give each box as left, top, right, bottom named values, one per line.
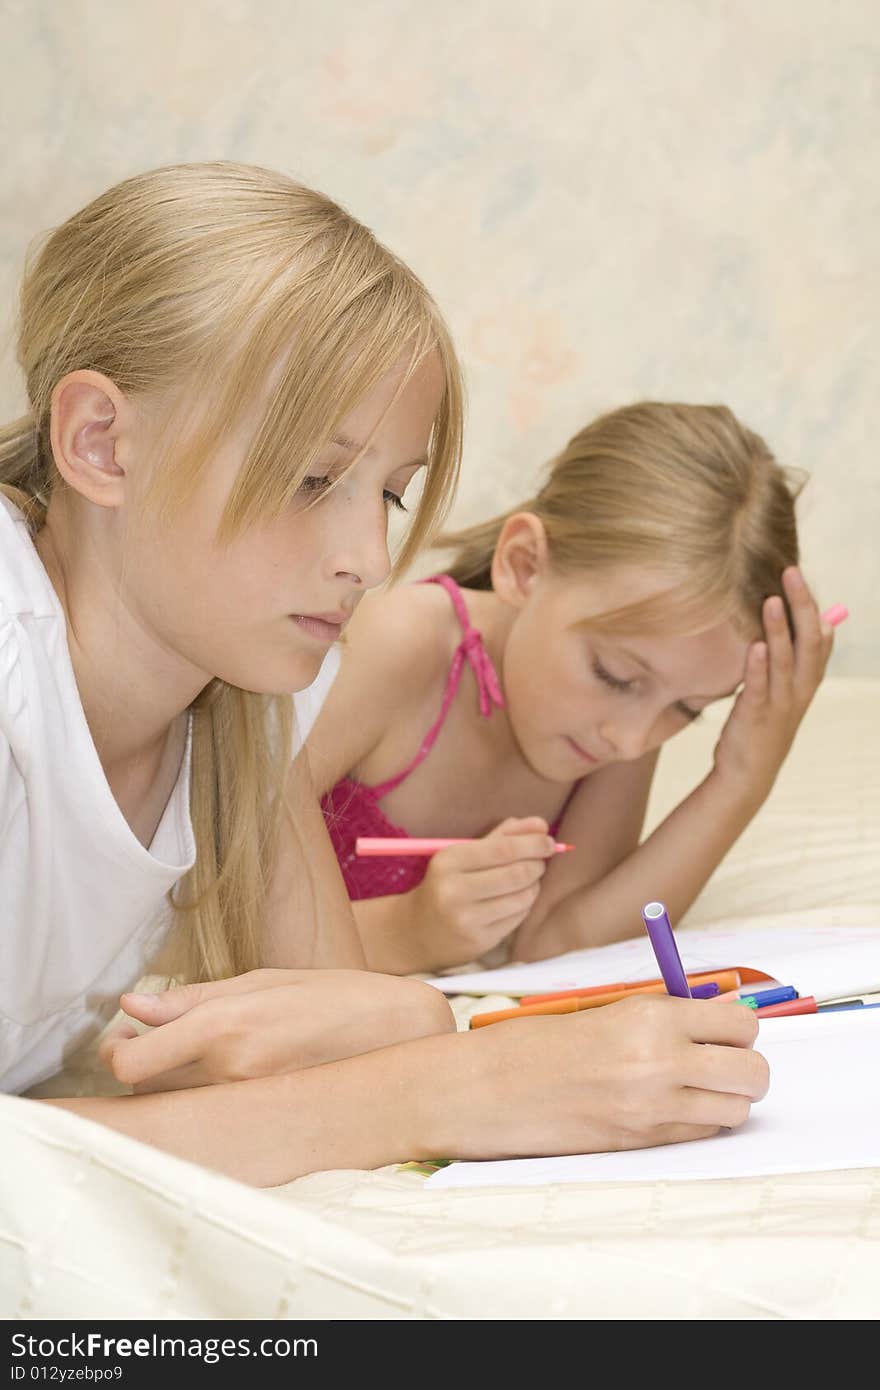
left=439, top=402, right=802, bottom=638
left=0, top=161, right=463, bottom=980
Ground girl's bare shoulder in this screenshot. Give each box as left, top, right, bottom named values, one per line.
left=310, top=580, right=491, bottom=792
left=341, top=580, right=463, bottom=700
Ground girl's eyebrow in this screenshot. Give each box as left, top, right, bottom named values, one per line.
left=616, top=644, right=740, bottom=701
left=331, top=434, right=427, bottom=469
left=617, top=644, right=654, bottom=674
left=332, top=433, right=371, bottom=453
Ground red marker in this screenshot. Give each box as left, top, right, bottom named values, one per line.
left=755, top=995, right=817, bottom=1018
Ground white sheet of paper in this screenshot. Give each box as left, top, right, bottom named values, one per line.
left=426, top=911, right=880, bottom=1002
left=426, top=1009, right=880, bottom=1189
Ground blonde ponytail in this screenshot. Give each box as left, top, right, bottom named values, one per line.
left=0, top=413, right=49, bottom=524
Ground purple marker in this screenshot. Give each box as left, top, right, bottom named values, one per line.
left=642, top=901, right=692, bottom=998
left=690, top=982, right=721, bottom=999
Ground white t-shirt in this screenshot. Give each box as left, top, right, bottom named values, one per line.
left=0, top=496, right=340, bottom=1094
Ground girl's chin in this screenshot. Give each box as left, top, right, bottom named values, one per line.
left=517, top=739, right=591, bottom=785
left=215, top=652, right=327, bottom=698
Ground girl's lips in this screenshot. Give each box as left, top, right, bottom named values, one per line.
left=291, top=614, right=344, bottom=643
left=565, top=734, right=599, bottom=765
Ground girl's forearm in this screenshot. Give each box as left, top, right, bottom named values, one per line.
left=352, top=892, right=428, bottom=974
left=37, top=999, right=771, bottom=1184
left=42, top=1027, right=501, bottom=1186
left=263, top=759, right=368, bottom=971
left=514, top=769, right=764, bottom=960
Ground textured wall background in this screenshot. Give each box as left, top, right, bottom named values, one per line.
left=1, top=0, right=876, bottom=671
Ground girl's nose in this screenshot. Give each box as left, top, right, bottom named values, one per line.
left=598, top=711, right=655, bottom=762
left=334, top=505, right=392, bottom=591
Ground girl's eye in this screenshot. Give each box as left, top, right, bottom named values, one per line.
left=384, top=490, right=407, bottom=513
left=592, top=658, right=635, bottom=693
left=297, top=477, right=407, bottom=513
left=594, top=655, right=703, bottom=722
left=676, top=703, right=703, bottom=723
left=299, top=475, right=331, bottom=496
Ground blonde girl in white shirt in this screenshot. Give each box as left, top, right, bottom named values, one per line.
left=0, top=162, right=766, bottom=1184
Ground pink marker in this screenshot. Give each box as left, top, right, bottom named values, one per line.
left=821, top=604, right=849, bottom=627
left=355, top=837, right=575, bottom=857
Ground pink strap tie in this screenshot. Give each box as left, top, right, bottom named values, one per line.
left=459, top=626, right=505, bottom=717
left=360, top=576, right=506, bottom=801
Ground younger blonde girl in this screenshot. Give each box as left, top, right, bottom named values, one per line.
left=312, top=403, right=833, bottom=972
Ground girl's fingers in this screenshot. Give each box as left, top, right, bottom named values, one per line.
left=487, top=824, right=556, bottom=863
left=741, top=640, right=768, bottom=705
left=120, top=988, right=202, bottom=1025
left=466, top=859, right=547, bottom=902
left=470, top=905, right=538, bottom=940
left=440, top=830, right=555, bottom=873
left=674, top=1087, right=755, bottom=1130
left=763, top=594, right=794, bottom=703
left=644, top=1123, right=720, bottom=1147
left=683, top=998, right=761, bottom=1049
left=684, top=1041, right=769, bottom=1101
left=121, top=970, right=291, bottom=1024
left=738, top=571, right=831, bottom=718
left=498, top=816, right=550, bottom=834
left=467, top=884, right=542, bottom=930
left=97, top=1022, right=139, bottom=1072
left=103, top=1007, right=216, bottom=1086
left=781, top=566, right=832, bottom=693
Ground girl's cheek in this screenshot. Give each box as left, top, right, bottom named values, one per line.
left=580, top=672, right=609, bottom=716
left=653, top=713, right=682, bottom=748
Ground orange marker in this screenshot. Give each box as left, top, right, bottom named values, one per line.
left=522, top=969, right=742, bottom=1006
left=470, top=988, right=702, bottom=1027
left=471, top=996, right=612, bottom=1027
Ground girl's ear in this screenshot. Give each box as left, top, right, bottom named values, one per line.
left=49, top=370, right=131, bottom=508
left=491, top=512, right=549, bottom=607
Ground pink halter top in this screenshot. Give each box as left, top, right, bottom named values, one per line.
left=322, top=575, right=569, bottom=900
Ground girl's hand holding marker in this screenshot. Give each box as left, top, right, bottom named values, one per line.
left=468, top=990, right=768, bottom=1154
left=357, top=818, right=566, bottom=972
